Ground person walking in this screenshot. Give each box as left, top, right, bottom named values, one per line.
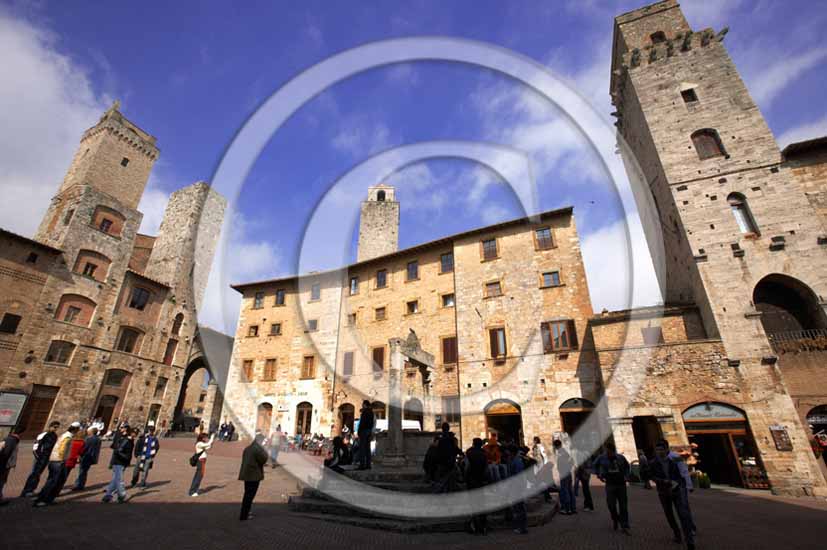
left=103, top=425, right=135, bottom=503
left=505, top=444, right=528, bottom=534
left=464, top=437, right=488, bottom=535
left=594, top=441, right=631, bottom=535
left=574, top=447, right=595, bottom=511
left=554, top=439, right=576, bottom=514
left=0, top=426, right=23, bottom=505
left=638, top=449, right=652, bottom=489
left=268, top=425, right=281, bottom=468
left=72, top=427, right=101, bottom=491
left=356, top=400, right=374, bottom=470
left=650, top=439, right=695, bottom=549
left=239, top=433, right=268, bottom=521
left=483, top=433, right=502, bottom=483
left=21, top=421, right=60, bottom=497
left=34, top=422, right=80, bottom=507
left=189, top=432, right=215, bottom=496
left=131, top=426, right=160, bottom=488
left=531, top=436, right=552, bottom=503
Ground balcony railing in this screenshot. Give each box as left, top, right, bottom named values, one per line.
left=768, top=328, right=827, bottom=353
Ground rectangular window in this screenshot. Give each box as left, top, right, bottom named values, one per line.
left=349, top=276, right=359, bottom=295
left=242, top=360, right=254, bottom=381
left=45, top=341, right=75, bottom=364
left=0, top=313, right=22, bottom=334
left=542, top=271, right=561, bottom=287
left=263, top=358, right=277, bottom=381
left=253, top=291, right=264, bottom=309
left=63, top=306, right=81, bottom=324
left=153, top=376, right=168, bottom=399
left=376, top=269, right=388, bottom=288
left=485, top=281, right=502, bottom=298
left=307, top=319, right=318, bottom=332
left=128, top=287, right=151, bottom=311
left=82, top=263, right=97, bottom=278
left=406, top=260, right=419, bottom=281
left=99, top=218, right=113, bottom=233
left=441, top=293, right=455, bottom=307
left=162, top=339, right=178, bottom=365
left=372, top=347, right=385, bottom=372
left=275, top=289, right=285, bottom=306
left=247, top=325, right=259, bottom=337
left=347, top=313, right=356, bottom=326
left=442, top=395, right=460, bottom=423
left=406, top=300, right=419, bottom=314
left=310, top=283, right=321, bottom=301
left=535, top=227, right=553, bottom=250
left=440, top=252, right=454, bottom=273
left=489, top=327, right=507, bottom=358
left=301, top=356, right=315, bottom=379
left=121, top=157, right=130, bottom=167
left=105, top=370, right=127, bottom=387
left=343, top=351, right=354, bottom=376
left=482, top=238, right=498, bottom=261
left=116, top=328, right=140, bottom=353
left=681, top=88, right=698, bottom=103
left=375, top=307, right=386, bottom=321
left=641, top=326, right=664, bottom=345
left=442, top=336, right=458, bottom=364
left=269, top=323, right=282, bottom=336
left=540, top=320, right=578, bottom=352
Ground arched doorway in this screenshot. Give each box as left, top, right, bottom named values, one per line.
left=173, top=358, right=211, bottom=432
left=256, top=403, right=273, bottom=434
left=403, top=398, right=424, bottom=430
left=295, top=402, right=313, bottom=435
left=806, top=405, right=827, bottom=469
left=754, top=274, right=827, bottom=346
left=485, top=400, right=523, bottom=445
left=372, top=401, right=387, bottom=420
left=559, top=397, right=596, bottom=435
left=338, top=403, right=355, bottom=434
left=683, top=402, right=768, bottom=489
left=92, top=369, right=132, bottom=432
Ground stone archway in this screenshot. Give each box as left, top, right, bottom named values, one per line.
left=173, top=358, right=212, bottom=432
left=403, top=397, right=424, bottom=430
left=92, top=369, right=132, bottom=432
left=754, top=274, right=827, bottom=350
left=484, top=399, right=523, bottom=445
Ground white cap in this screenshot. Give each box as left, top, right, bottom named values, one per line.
left=70, top=421, right=82, bottom=428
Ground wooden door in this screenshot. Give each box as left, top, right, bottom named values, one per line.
left=256, top=403, right=273, bottom=434
left=295, top=403, right=312, bottom=435
left=17, top=385, right=59, bottom=439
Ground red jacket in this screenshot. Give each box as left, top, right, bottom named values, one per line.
left=66, top=438, right=85, bottom=468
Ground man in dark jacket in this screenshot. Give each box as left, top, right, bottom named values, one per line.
left=650, top=439, right=695, bottom=550
left=0, top=426, right=24, bottom=504
left=131, top=426, right=160, bottom=488
left=433, top=422, right=462, bottom=493
left=103, top=425, right=134, bottom=503
left=238, top=433, right=268, bottom=520
left=73, top=427, right=101, bottom=490
left=594, top=441, right=631, bottom=534
left=356, top=400, right=374, bottom=470
left=21, top=421, right=60, bottom=497
left=465, top=438, right=488, bottom=535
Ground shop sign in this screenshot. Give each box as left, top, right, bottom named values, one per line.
left=0, top=392, right=27, bottom=427
left=769, top=425, right=793, bottom=451
left=683, top=402, right=746, bottom=421
left=806, top=414, right=827, bottom=425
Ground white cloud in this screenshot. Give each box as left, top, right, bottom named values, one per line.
left=136, top=175, right=170, bottom=234
left=0, top=9, right=109, bottom=236
left=776, top=115, right=827, bottom=148
left=331, top=120, right=393, bottom=157
left=681, top=0, right=744, bottom=30
left=750, top=47, right=827, bottom=107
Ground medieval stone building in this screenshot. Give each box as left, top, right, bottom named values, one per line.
left=223, top=0, right=827, bottom=497
left=0, top=104, right=228, bottom=438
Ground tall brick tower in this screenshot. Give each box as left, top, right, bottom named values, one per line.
left=357, top=183, right=399, bottom=262
left=611, top=0, right=827, bottom=495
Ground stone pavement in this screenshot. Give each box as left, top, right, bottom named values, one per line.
left=1, top=438, right=826, bottom=550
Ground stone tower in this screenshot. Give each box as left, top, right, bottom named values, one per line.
left=612, top=0, right=827, bottom=495
left=145, top=182, right=227, bottom=311
left=357, top=183, right=399, bottom=262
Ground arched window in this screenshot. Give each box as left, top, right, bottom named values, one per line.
left=115, top=326, right=144, bottom=354
left=171, top=313, right=184, bottom=336
left=55, top=294, right=96, bottom=327
left=691, top=129, right=727, bottom=160
left=727, top=193, right=759, bottom=234
left=45, top=340, right=76, bottom=364
left=377, top=190, right=386, bottom=202
left=73, top=250, right=112, bottom=282
left=650, top=31, right=667, bottom=44
left=91, top=205, right=126, bottom=236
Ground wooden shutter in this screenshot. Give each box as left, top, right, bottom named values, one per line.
left=567, top=320, right=579, bottom=349
left=372, top=347, right=384, bottom=371
left=343, top=352, right=354, bottom=376
left=442, top=337, right=458, bottom=364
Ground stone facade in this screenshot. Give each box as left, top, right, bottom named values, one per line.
left=610, top=0, right=827, bottom=495
left=0, top=104, right=227, bottom=439
left=357, top=184, right=400, bottom=262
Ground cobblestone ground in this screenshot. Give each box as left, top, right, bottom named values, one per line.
left=1, top=438, right=825, bottom=550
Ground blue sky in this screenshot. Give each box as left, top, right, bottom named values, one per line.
left=1, top=1, right=826, bottom=334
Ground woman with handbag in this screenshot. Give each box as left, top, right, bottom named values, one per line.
left=189, top=432, right=215, bottom=496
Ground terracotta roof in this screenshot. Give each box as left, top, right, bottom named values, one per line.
left=589, top=303, right=698, bottom=325
left=781, top=136, right=827, bottom=159
left=126, top=269, right=170, bottom=288
left=230, top=206, right=574, bottom=292
left=0, top=228, right=62, bottom=254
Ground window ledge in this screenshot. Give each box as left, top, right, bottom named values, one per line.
left=273, top=303, right=286, bottom=307
left=483, top=294, right=503, bottom=300
left=52, top=319, right=90, bottom=330
left=540, top=283, right=566, bottom=289
left=438, top=270, right=454, bottom=275
left=89, top=225, right=122, bottom=240
left=534, top=245, right=558, bottom=252
left=307, top=299, right=321, bottom=304
left=480, top=257, right=500, bottom=263
left=250, top=306, right=264, bottom=310
left=43, top=361, right=70, bottom=367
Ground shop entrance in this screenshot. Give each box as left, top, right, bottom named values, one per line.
left=632, top=415, right=663, bottom=457
left=17, top=385, right=60, bottom=439
left=485, top=400, right=523, bottom=445
left=559, top=398, right=595, bottom=435
left=295, top=402, right=313, bottom=435
left=683, top=402, right=768, bottom=489
left=338, top=403, right=355, bottom=434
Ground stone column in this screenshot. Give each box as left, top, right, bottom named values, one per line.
left=383, top=339, right=407, bottom=466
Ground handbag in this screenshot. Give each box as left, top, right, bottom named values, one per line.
left=189, top=450, right=204, bottom=467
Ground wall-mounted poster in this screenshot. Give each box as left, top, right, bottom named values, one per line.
left=0, top=391, right=28, bottom=427
left=769, top=425, right=793, bottom=451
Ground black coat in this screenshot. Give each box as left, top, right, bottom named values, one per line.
left=34, top=431, right=57, bottom=461
left=81, top=435, right=101, bottom=465
left=111, top=437, right=134, bottom=467
left=357, top=408, right=374, bottom=436
left=465, top=446, right=488, bottom=486
left=238, top=443, right=268, bottom=481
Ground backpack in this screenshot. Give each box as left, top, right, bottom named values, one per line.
left=189, top=450, right=203, bottom=467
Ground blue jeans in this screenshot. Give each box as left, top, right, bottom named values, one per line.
left=559, top=475, right=575, bottom=512
left=74, top=458, right=93, bottom=490
left=21, top=457, right=49, bottom=496
left=358, top=434, right=372, bottom=468
left=104, top=465, right=126, bottom=500
left=189, top=460, right=205, bottom=495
